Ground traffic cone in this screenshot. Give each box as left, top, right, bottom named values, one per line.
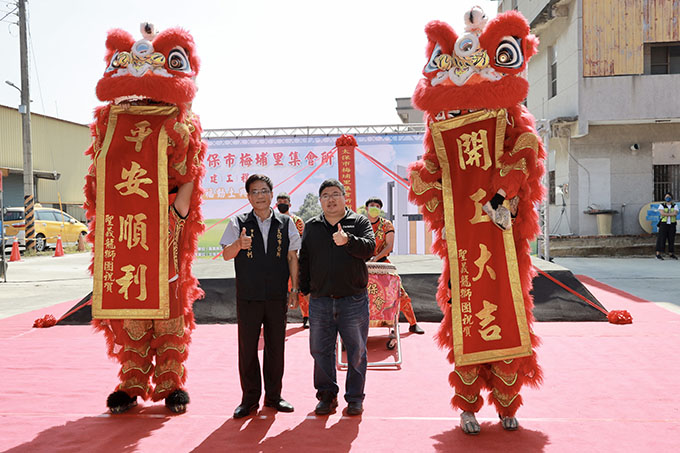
left=54, top=236, right=64, bottom=257
left=9, top=237, right=21, bottom=262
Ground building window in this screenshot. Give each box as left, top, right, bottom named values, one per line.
left=653, top=164, right=680, bottom=201
left=649, top=44, right=680, bottom=74
left=548, top=171, right=556, bottom=204
left=548, top=46, right=557, bottom=98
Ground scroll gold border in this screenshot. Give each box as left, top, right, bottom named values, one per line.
left=430, top=109, right=531, bottom=366
left=93, top=105, right=176, bottom=319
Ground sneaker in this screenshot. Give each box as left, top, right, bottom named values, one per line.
left=302, top=317, right=309, bottom=329
left=408, top=324, right=425, bottom=334
left=670, top=255, right=678, bottom=260
left=656, top=254, right=664, bottom=260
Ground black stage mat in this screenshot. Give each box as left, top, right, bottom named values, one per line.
left=57, top=270, right=607, bottom=325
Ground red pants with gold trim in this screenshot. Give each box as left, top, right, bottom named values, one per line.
left=399, top=284, right=417, bottom=326
left=112, top=206, right=190, bottom=402
left=449, top=358, right=528, bottom=417
left=112, top=310, right=189, bottom=402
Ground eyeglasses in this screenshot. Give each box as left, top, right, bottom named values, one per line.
left=320, top=192, right=344, bottom=201
left=250, top=189, right=271, bottom=196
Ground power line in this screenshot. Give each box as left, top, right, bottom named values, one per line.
left=0, top=5, right=17, bottom=23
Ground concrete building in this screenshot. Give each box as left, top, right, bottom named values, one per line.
left=396, top=0, right=680, bottom=236
left=0, top=104, right=91, bottom=220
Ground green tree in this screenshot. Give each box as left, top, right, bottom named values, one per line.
left=296, top=192, right=322, bottom=221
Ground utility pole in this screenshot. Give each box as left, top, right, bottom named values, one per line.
left=18, top=0, right=35, bottom=251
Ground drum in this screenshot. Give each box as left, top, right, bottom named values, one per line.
left=366, top=262, right=401, bottom=327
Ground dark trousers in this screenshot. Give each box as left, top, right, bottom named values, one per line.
left=309, top=292, right=370, bottom=403
left=656, top=222, right=677, bottom=254
left=236, top=298, right=287, bottom=405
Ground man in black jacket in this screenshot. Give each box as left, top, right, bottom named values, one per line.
left=299, top=179, right=376, bottom=416
left=221, top=174, right=300, bottom=419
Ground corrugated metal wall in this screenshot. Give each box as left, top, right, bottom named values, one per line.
left=583, top=0, right=643, bottom=76
left=0, top=105, right=92, bottom=208
left=583, top=0, right=680, bottom=77
left=643, top=0, right=680, bottom=42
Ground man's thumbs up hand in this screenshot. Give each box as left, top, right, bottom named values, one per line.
left=239, top=227, right=252, bottom=250
left=333, top=223, right=348, bottom=246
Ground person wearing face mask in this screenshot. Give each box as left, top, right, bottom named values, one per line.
left=364, top=197, right=425, bottom=335
left=656, top=192, right=678, bottom=260
left=276, top=192, right=309, bottom=328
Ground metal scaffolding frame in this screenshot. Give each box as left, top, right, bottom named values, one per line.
left=202, top=124, right=426, bottom=139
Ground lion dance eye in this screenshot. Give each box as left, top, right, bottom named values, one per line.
left=167, top=48, right=191, bottom=72
left=495, top=36, right=523, bottom=69
left=106, top=51, right=131, bottom=72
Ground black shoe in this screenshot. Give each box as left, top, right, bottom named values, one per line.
left=165, top=389, right=190, bottom=414
left=656, top=254, right=664, bottom=260
left=409, top=324, right=425, bottom=334
left=670, top=255, right=678, bottom=260
left=233, top=402, right=259, bottom=419
left=302, top=317, right=309, bottom=329
left=314, top=397, right=338, bottom=415
left=264, top=398, right=294, bottom=413
left=107, top=390, right=137, bottom=414
left=346, top=401, right=363, bottom=416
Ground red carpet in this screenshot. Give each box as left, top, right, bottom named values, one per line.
left=1, top=279, right=679, bottom=452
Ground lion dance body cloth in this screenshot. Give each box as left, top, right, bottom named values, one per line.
left=83, top=24, right=206, bottom=413
left=407, top=7, right=545, bottom=428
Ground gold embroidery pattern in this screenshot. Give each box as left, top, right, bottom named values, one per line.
left=499, top=158, right=528, bottom=177
left=410, top=171, right=442, bottom=195
left=424, top=159, right=439, bottom=174
left=119, top=377, right=150, bottom=393
left=455, top=393, right=479, bottom=404
left=510, top=132, right=538, bottom=157
left=154, top=360, right=185, bottom=378
left=124, top=344, right=151, bottom=358
left=156, top=343, right=187, bottom=355
left=122, top=361, right=153, bottom=375
left=454, top=368, right=480, bottom=386
left=492, top=388, right=519, bottom=407
left=276, top=227, right=282, bottom=258
left=490, top=366, right=519, bottom=386
left=170, top=208, right=185, bottom=277
left=425, top=198, right=440, bottom=213
left=123, top=319, right=153, bottom=341
left=154, top=379, right=177, bottom=395
left=153, top=316, right=185, bottom=338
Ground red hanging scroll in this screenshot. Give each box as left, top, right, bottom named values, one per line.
left=92, top=105, right=175, bottom=319
left=430, top=109, right=532, bottom=366
left=336, top=135, right=357, bottom=211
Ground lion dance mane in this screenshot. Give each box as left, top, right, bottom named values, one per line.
left=408, top=8, right=545, bottom=417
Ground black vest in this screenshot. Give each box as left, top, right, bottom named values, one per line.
left=234, top=210, right=291, bottom=301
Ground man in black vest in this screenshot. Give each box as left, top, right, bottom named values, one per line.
left=221, top=174, right=300, bottom=418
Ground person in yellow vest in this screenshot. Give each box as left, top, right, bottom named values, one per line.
left=656, top=192, right=678, bottom=260
left=276, top=192, right=310, bottom=327
left=365, top=197, right=424, bottom=334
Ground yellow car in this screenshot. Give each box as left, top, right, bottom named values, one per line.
left=3, top=204, right=88, bottom=252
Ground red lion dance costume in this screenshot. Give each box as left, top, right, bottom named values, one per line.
left=408, top=7, right=545, bottom=434
left=83, top=23, right=206, bottom=414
